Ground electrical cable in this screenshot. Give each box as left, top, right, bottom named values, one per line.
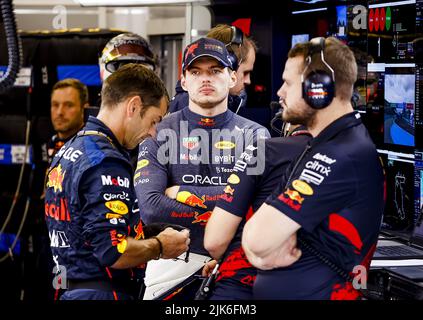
left=0, top=120, right=31, bottom=263
left=0, top=0, right=22, bottom=92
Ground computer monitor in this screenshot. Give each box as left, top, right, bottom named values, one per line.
left=379, top=149, right=416, bottom=238
left=415, top=150, right=423, bottom=229
left=367, top=1, right=416, bottom=63
left=291, top=34, right=309, bottom=48
left=384, top=65, right=415, bottom=148
left=335, top=5, right=347, bottom=40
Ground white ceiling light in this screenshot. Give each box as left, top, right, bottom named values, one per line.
left=74, top=0, right=208, bottom=6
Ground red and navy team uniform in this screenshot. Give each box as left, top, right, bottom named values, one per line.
left=134, top=107, right=269, bottom=256
left=214, top=128, right=311, bottom=299
left=44, top=116, right=145, bottom=300
left=260, top=112, right=384, bottom=300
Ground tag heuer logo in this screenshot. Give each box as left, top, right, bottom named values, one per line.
left=183, top=137, right=200, bottom=150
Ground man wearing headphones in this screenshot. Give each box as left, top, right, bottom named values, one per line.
left=242, top=37, right=384, bottom=299
left=204, top=123, right=311, bottom=300
left=169, top=25, right=257, bottom=114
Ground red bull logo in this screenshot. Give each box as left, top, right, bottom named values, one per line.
left=220, top=194, right=233, bottom=203
left=198, top=118, right=215, bottom=127
left=216, top=247, right=253, bottom=283
left=176, top=191, right=207, bottom=209
left=110, top=230, right=127, bottom=253
left=278, top=188, right=303, bottom=212
left=284, top=188, right=304, bottom=204
left=45, top=197, right=70, bottom=222
left=224, top=185, right=235, bottom=196
left=192, top=211, right=212, bottom=224
left=47, top=164, right=66, bottom=193
left=134, top=221, right=144, bottom=240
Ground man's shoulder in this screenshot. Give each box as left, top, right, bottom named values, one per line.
left=157, top=111, right=184, bottom=130
left=231, top=113, right=268, bottom=133
left=266, top=135, right=311, bottom=152
left=72, top=135, right=129, bottom=169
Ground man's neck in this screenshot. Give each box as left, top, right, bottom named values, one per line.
left=57, top=125, right=83, bottom=141
left=188, top=99, right=228, bottom=117
left=97, top=108, right=124, bottom=146
left=308, top=99, right=354, bottom=137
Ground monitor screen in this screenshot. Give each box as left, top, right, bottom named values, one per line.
left=416, top=63, right=423, bottom=148
left=414, top=150, right=423, bottom=237
left=335, top=5, right=347, bottom=40
left=379, top=150, right=416, bottom=237
left=367, top=1, right=416, bottom=62
left=291, top=34, right=310, bottom=48
left=384, top=65, right=415, bottom=147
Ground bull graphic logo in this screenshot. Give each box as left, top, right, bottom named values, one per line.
left=47, top=164, right=66, bottom=193
left=284, top=188, right=304, bottom=204
left=192, top=211, right=212, bottom=224
left=176, top=191, right=207, bottom=209
left=185, top=43, right=199, bottom=61
left=199, top=118, right=215, bottom=127
left=134, top=222, right=144, bottom=240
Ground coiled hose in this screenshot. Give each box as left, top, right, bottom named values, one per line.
left=0, top=0, right=22, bottom=92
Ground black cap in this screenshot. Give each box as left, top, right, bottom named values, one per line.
left=182, top=37, right=233, bottom=71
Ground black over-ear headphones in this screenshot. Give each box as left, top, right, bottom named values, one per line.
left=301, top=37, right=335, bottom=109
left=225, top=26, right=244, bottom=71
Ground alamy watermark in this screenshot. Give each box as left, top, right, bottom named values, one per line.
left=52, top=5, right=67, bottom=30
left=155, top=123, right=267, bottom=176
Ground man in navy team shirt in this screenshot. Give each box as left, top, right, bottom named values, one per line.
left=242, top=37, right=384, bottom=300
left=204, top=124, right=311, bottom=300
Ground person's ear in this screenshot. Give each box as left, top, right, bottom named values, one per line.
left=181, top=74, right=188, bottom=91
left=229, top=70, right=237, bottom=89
left=127, top=96, right=141, bottom=117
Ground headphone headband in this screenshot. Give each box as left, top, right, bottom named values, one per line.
left=225, top=26, right=244, bottom=71
left=229, top=26, right=244, bottom=46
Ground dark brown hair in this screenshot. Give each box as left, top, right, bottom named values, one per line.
left=288, top=37, right=357, bottom=101
left=52, top=78, right=89, bottom=107
left=101, top=63, right=169, bottom=115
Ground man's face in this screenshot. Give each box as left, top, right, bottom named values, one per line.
left=181, top=57, right=236, bottom=109
left=124, top=96, right=168, bottom=150
left=51, top=87, right=85, bottom=139
left=277, top=56, right=317, bottom=127
left=230, top=46, right=255, bottom=96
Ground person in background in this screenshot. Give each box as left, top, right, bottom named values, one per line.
left=169, top=24, right=257, bottom=115
left=242, top=37, right=384, bottom=300
left=99, top=32, right=158, bottom=82
left=47, top=78, right=88, bottom=163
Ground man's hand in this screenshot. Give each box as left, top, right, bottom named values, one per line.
left=156, top=227, right=190, bottom=259
left=202, top=259, right=218, bottom=277
left=165, top=185, right=180, bottom=199
left=248, top=233, right=301, bottom=270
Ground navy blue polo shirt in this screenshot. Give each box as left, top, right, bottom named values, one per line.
left=257, top=112, right=384, bottom=300
left=214, top=129, right=311, bottom=291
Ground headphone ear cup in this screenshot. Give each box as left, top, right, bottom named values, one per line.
left=227, top=52, right=239, bottom=71
left=302, top=70, right=335, bottom=109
